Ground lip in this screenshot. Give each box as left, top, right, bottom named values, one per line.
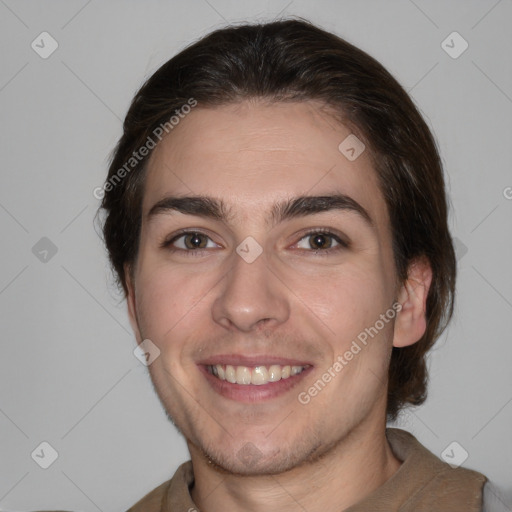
left=197, top=354, right=311, bottom=367
left=198, top=360, right=313, bottom=403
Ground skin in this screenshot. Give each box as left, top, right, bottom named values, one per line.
left=126, top=100, right=432, bottom=511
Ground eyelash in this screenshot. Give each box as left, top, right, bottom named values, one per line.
left=160, top=228, right=349, bottom=257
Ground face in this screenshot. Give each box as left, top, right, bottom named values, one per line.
left=127, top=100, right=403, bottom=475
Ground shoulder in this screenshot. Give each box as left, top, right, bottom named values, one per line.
left=126, top=479, right=172, bottom=512
left=126, top=461, right=195, bottom=512
left=386, top=428, right=488, bottom=510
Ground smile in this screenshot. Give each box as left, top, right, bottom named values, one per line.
left=207, top=364, right=308, bottom=385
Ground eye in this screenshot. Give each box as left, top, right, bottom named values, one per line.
left=161, top=229, right=349, bottom=256
left=295, top=229, right=348, bottom=253
left=162, top=231, right=220, bottom=252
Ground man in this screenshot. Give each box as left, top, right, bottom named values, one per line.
left=99, top=18, right=490, bottom=511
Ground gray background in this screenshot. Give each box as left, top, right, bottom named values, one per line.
left=1, top=0, right=511, bottom=510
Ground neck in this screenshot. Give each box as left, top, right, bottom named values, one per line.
left=189, top=415, right=401, bottom=512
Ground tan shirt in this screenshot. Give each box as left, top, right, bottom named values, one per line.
left=127, top=428, right=487, bottom=511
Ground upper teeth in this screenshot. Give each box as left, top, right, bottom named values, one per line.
left=209, top=364, right=306, bottom=385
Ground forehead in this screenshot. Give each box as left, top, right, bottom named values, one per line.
left=143, top=100, right=388, bottom=227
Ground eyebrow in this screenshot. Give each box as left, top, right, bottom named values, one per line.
left=147, top=193, right=374, bottom=229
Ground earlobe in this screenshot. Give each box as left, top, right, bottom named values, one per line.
left=393, top=258, right=433, bottom=348
left=125, top=265, right=142, bottom=344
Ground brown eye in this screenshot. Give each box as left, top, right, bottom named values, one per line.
left=296, top=231, right=346, bottom=252
left=182, top=232, right=208, bottom=249
left=308, top=233, right=335, bottom=250
left=163, top=231, right=219, bottom=252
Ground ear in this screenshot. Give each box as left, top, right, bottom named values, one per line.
left=125, top=264, right=143, bottom=344
left=393, top=257, right=433, bottom=348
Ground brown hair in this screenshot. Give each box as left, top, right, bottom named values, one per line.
left=99, top=18, right=456, bottom=420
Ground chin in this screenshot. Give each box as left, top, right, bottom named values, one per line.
left=198, top=435, right=325, bottom=477
left=206, top=451, right=299, bottom=476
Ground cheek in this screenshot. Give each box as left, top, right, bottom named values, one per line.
left=293, top=265, right=391, bottom=339
left=307, top=275, right=395, bottom=402
left=135, top=270, right=210, bottom=389
left=135, top=266, right=201, bottom=345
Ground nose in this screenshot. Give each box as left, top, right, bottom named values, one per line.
left=211, top=247, right=290, bottom=333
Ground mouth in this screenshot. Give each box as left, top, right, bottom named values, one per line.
left=207, top=363, right=308, bottom=385
left=198, top=356, right=313, bottom=403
